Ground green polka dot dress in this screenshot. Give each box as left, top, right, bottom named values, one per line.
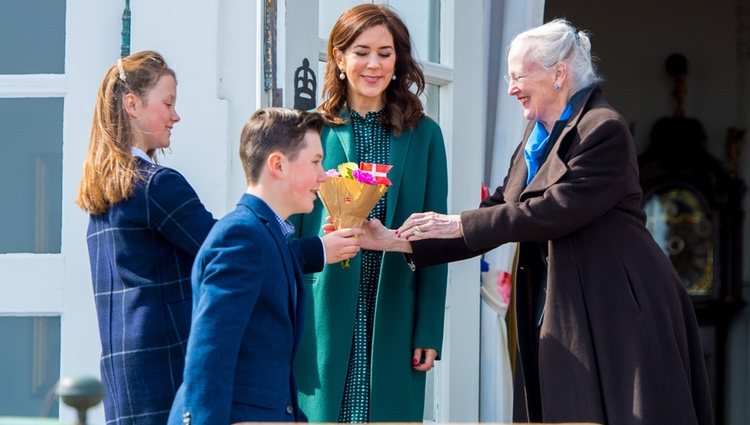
left=338, top=110, right=390, bottom=423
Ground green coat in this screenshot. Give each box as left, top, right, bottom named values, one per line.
left=292, top=115, right=449, bottom=422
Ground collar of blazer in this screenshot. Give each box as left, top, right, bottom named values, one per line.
left=327, top=113, right=414, bottom=228
left=238, top=193, right=289, bottom=248
left=519, top=85, right=600, bottom=199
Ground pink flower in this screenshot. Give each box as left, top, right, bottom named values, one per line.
left=326, top=169, right=340, bottom=177
left=352, top=169, right=376, bottom=185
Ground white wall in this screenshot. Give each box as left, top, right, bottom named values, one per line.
left=60, top=1, right=125, bottom=423
left=60, top=1, right=262, bottom=423
left=433, top=0, right=485, bottom=421
left=132, top=1, right=231, bottom=215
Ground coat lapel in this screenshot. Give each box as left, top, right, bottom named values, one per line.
left=521, top=127, right=571, bottom=197
left=385, top=128, right=412, bottom=228
left=519, top=87, right=596, bottom=199
left=505, top=125, right=533, bottom=202
left=329, top=121, right=357, bottom=164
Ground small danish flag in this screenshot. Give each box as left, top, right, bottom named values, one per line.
left=359, top=162, right=393, bottom=186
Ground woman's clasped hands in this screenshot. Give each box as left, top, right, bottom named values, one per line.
left=336, top=212, right=463, bottom=254
left=395, top=212, right=463, bottom=240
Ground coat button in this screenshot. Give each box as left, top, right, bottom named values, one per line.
left=286, top=405, right=294, bottom=415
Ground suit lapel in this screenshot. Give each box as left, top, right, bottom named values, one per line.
left=385, top=128, right=411, bottom=228
left=241, top=194, right=299, bottom=319
left=288, top=252, right=306, bottom=349
left=273, top=225, right=298, bottom=310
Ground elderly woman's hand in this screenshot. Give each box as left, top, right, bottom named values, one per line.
left=397, top=212, right=463, bottom=240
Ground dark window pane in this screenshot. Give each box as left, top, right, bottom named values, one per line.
left=0, top=98, right=63, bottom=254
left=0, top=0, right=66, bottom=74
left=0, top=316, right=61, bottom=417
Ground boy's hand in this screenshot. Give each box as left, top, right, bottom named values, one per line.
left=322, top=228, right=363, bottom=263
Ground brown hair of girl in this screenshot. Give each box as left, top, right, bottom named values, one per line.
left=76, top=51, right=175, bottom=214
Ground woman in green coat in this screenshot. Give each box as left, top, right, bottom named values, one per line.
left=291, top=4, right=448, bottom=422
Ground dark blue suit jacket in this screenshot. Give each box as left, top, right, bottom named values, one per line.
left=168, top=193, right=317, bottom=425
left=86, top=159, right=322, bottom=425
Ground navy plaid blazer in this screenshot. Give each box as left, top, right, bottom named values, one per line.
left=87, top=159, right=215, bottom=425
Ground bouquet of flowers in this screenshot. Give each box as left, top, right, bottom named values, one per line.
left=318, top=161, right=392, bottom=267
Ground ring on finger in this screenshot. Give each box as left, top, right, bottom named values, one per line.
left=414, top=226, right=423, bottom=236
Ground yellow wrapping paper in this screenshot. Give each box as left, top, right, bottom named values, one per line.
left=317, top=177, right=388, bottom=230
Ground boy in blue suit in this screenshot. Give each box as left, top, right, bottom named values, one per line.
left=169, top=108, right=361, bottom=424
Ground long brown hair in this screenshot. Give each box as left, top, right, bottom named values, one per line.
left=318, top=4, right=425, bottom=135
left=76, top=51, right=176, bottom=215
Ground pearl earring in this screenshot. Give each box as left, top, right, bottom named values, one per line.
left=392, top=73, right=397, bottom=81
left=339, top=70, right=346, bottom=80
left=553, top=82, right=561, bottom=90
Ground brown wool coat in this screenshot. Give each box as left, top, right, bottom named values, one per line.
left=411, top=86, right=714, bottom=425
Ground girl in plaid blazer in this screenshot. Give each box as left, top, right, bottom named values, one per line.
left=76, top=51, right=213, bottom=425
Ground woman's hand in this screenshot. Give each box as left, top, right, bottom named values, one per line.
left=412, top=348, right=438, bottom=371
left=397, top=212, right=463, bottom=240
left=359, top=219, right=413, bottom=253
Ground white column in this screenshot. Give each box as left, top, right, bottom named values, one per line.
left=432, top=0, right=484, bottom=421
left=217, top=0, right=263, bottom=203
left=60, top=1, right=124, bottom=422
left=479, top=0, right=545, bottom=422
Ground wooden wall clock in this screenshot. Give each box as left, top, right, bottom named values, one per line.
left=643, top=182, right=717, bottom=298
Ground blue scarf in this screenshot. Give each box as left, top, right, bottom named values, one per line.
left=524, top=103, right=574, bottom=185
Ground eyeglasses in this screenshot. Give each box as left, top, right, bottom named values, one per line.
left=504, top=72, right=530, bottom=85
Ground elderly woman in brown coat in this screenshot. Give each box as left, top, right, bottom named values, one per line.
left=362, top=19, right=713, bottom=425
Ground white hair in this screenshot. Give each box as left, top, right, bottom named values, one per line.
left=510, top=18, right=601, bottom=91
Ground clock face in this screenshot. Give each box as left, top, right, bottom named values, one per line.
left=644, top=187, right=715, bottom=296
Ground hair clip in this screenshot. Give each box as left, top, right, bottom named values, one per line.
left=117, top=58, right=127, bottom=81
